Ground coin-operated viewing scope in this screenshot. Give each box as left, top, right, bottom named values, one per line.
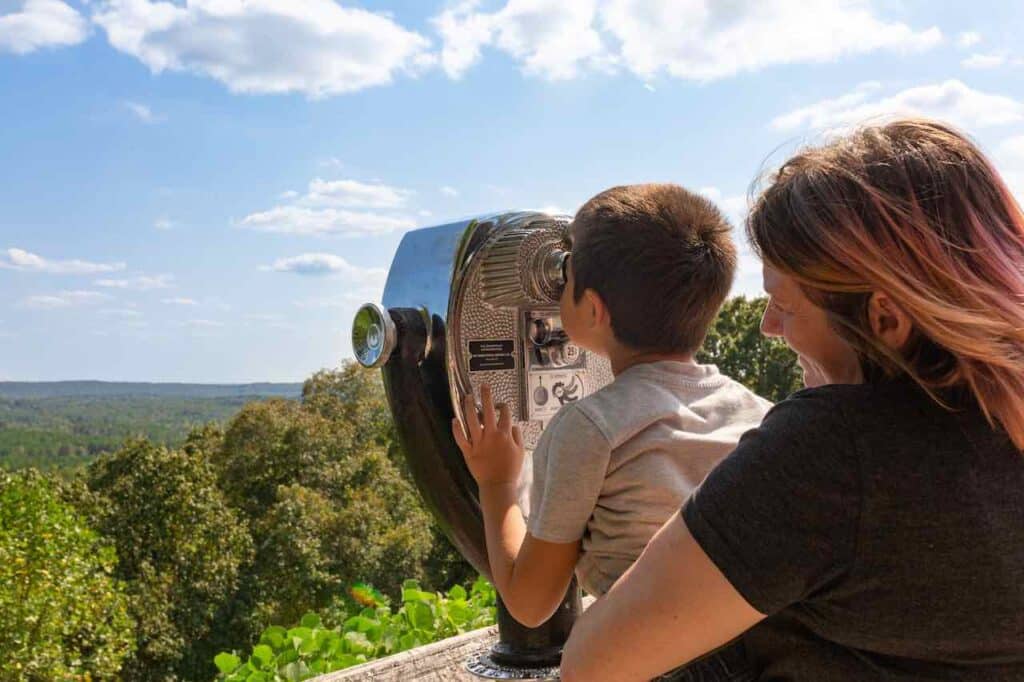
left=351, top=212, right=613, bottom=678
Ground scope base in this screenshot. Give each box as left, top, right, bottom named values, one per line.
left=466, top=647, right=560, bottom=680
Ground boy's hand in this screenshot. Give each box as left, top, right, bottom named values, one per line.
left=452, top=384, right=525, bottom=487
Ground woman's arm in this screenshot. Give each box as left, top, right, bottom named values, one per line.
left=560, top=513, right=765, bottom=682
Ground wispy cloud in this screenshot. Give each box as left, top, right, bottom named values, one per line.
left=154, top=217, right=175, bottom=230
left=93, top=0, right=433, bottom=98
left=434, top=0, right=941, bottom=83
left=161, top=297, right=198, bottom=306
left=239, top=206, right=414, bottom=237
left=440, top=185, right=459, bottom=197
left=961, top=53, right=1021, bottom=70
left=956, top=31, right=982, bottom=49
left=303, top=178, right=410, bottom=208
left=95, top=274, right=173, bottom=291
left=22, top=290, right=110, bottom=309
left=1, top=248, right=125, bottom=274
left=262, top=253, right=387, bottom=282
left=124, top=100, right=163, bottom=123
left=239, top=175, right=417, bottom=237
left=771, top=80, right=1024, bottom=133
left=698, top=187, right=748, bottom=226
left=0, top=0, right=88, bottom=55
left=99, top=308, right=143, bottom=318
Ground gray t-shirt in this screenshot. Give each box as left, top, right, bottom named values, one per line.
left=683, top=379, right=1024, bottom=680
left=528, top=360, right=771, bottom=596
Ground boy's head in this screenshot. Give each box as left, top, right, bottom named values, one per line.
left=561, top=183, right=736, bottom=355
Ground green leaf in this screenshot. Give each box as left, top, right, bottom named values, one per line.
left=407, top=600, right=434, bottom=630
left=447, top=584, right=467, bottom=601
left=215, top=652, right=242, bottom=674
left=300, top=612, right=321, bottom=629
left=260, top=625, right=287, bottom=649
left=251, top=644, right=274, bottom=669
left=281, top=661, right=309, bottom=682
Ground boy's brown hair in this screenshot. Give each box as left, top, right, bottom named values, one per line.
left=570, top=183, right=736, bottom=354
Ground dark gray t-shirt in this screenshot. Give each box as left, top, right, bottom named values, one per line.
left=683, top=379, right=1024, bottom=681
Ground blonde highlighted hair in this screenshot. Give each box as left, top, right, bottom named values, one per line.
left=748, top=119, right=1024, bottom=449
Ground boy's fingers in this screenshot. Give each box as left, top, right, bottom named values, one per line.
left=511, top=425, right=523, bottom=448
left=480, top=384, right=497, bottom=430
left=462, top=393, right=482, bottom=442
left=452, top=418, right=470, bottom=453
left=496, top=402, right=512, bottom=431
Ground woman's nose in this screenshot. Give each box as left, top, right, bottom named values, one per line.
left=761, top=307, right=781, bottom=337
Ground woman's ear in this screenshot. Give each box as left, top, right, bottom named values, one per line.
left=868, top=292, right=913, bottom=351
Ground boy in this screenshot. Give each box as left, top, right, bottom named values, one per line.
left=453, top=184, right=770, bottom=673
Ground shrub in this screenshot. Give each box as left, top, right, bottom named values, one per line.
left=215, top=577, right=496, bottom=681
left=0, top=469, right=134, bottom=679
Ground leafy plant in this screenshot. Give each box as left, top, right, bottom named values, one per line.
left=215, top=577, right=496, bottom=681
left=0, top=469, right=134, bottom=679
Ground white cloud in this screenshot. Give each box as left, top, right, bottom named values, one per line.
left=601, top=0, right=940, bottom=82
left=996, top=136, right=1024, bottom=202
left=22, top=290, right=110, bottom=309
left=99, top=307, right=143, bottom=318
left=1, top=248, right=126, bottom=274
left=0, top=0, right=88, bottom=54
left=440, top=185, right=459, bottom=197
left=95, top=274, right=173, bottom=290
left=434, top=0, right=941, bottom=83
left=93, top=0, right=433, bottom=98
left=961, top=53, right=1007, bottom=69
left=183, top=319, right=224, bottom=328
left=153, top=216, right=174, bottom=230
left=262, top=253, right=387, bottom=282
left=957, top=31, right=982, bottom=49
left=241, top=175, right=417, bottom=236
left=772, top=80, right=1024, bottom=133
left=698, top=187, right=748, bottom=226
left=162, top=297, right=197, bottom=305
left=433, top=0, right=606, bottom=80
left=238, top=205, right=415, bottom=237
left=279, top=190, right=299, bottom=200
left=124, top=100, right=163, bottom=123
left=1001, top=136, right=1024, bottom=161
left=303, top=178, right=410, bottom=208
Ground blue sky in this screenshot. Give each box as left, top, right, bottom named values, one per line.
left=2, top=0, right=1023, bottom=382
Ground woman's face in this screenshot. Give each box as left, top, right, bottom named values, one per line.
left=761, top=264, right=863, bottom=387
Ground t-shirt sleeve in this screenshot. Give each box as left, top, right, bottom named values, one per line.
left=682, top=388, right=861, bottom=615
left=528, top=403, right=612, bottom=544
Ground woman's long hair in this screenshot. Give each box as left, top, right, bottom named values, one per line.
left=747, top=119, right=1024, bottom=449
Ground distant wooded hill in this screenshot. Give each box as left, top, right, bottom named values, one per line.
left=0, top=381, right=304, bottom=472
left=0, top=381, right=303, bottom=400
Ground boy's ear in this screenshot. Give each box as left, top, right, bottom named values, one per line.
left=583, top=288, right=610, bottom=330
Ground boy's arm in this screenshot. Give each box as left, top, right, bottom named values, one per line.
left=453, top=384, right=580, bottom=627
left=477, top=483, right=580, bottom=627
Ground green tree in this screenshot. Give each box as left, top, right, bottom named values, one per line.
left=698, top=296, right=803, bottom=402
left=83, top=440, right=253, bottom=682
left=208, top=389, right=437, bottom=630
left=0, top=469, right=134, bottom=680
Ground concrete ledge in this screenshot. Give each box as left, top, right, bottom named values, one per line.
left=315, top=625, right=500, bottom=681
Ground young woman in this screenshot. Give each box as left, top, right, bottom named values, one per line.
left=560, top=119, right=1024, bottom=681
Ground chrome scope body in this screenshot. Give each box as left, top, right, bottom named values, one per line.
left=351, top=212, right=613, bottom=678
